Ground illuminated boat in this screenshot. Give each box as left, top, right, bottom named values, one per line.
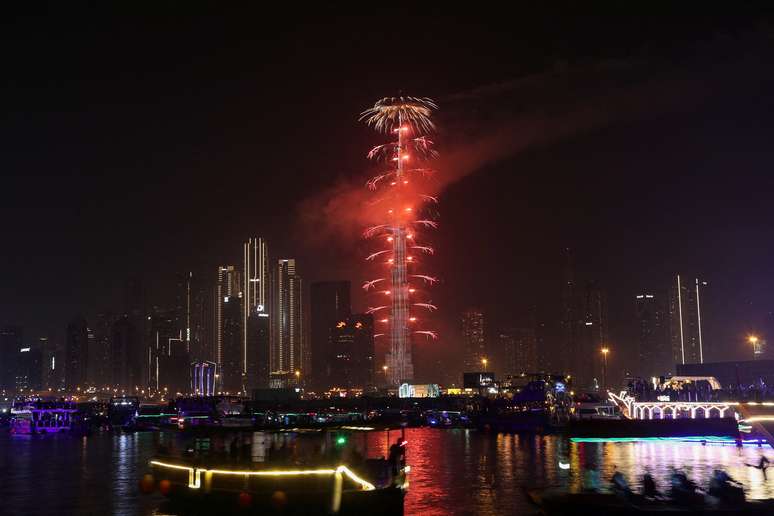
left=10, top=400, right=79, bottom=434
left=144, top=429, right=408, bottom=514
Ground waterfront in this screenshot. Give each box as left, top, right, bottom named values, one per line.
left=1, top=428, right=772, bottom=515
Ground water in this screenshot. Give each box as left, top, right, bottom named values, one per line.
left=1, top=429, right=772, bottom=515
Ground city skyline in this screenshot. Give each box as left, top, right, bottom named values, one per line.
left=4, top=11, right=774, bottom=390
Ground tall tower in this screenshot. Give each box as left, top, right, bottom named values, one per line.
left=669, top=275, right=705, bottom=366
left=243, top=237, right=269, bottom=386
left=559, top=248, right=580, bottom=378
left=214, top=265, right=241, bottom=376
left=635, top=293, right=669, bottom=378
left=274, top=259, right=303, bottom=379
left=361, top=97, right=439, bottom=385
left=65, top=316, right=89, bottom=391
left=462, top=309, right=486, bottom=373
left=310, top=281, right=351, bottom=390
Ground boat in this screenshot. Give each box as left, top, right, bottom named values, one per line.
left=10, top=399, right=80, bottom=434
left=143, top=428, right=409, bottom=514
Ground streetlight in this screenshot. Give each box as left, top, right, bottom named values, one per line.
left=600, top=347, right=609, bottom=391
left=481, top=357, right=488, bottom=371
left=749, top=335, right=760, bottom=359
left=382, top=365, right=388, bottom=385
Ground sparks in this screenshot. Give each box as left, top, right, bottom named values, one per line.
left=361, top=96, right=440, bottom=385
left=362, top=279, right=386, bottom=290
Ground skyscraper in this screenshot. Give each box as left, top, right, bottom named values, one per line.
left=310, top=281, right=351, bottom=390
left=148, top=310, right=182, bottom=392
left=501, top=328, right=538, bottom=375
left=214, top=265, right=241, bottom=376
left=324, top=314, right=375, bottom=390
left=89, top=312, right=114, bottom=388
left=559, top=248, right=578, bottom=377
left=65, top=316, right=89, bottom=391
left=221, top=294, right=242, bottom=393
left=0, top=326, right=23, bottom=391
left=111, top=315, right=140, bottom=391
left=669, top=275, right=705, bottom=366
left=189, top=277, right=212, bottom=363
left=273, top=259, right=303, bottom=384
left=246, top=305, right=270, bottom=391
left=462, top=309, right=486, bottom=373
left=578, top=281, right=608, bottom=389
left=635, top=293, right=670, bottom=378
left=243, top=238, right=269, bottom=388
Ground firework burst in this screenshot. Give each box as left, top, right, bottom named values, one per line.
left=361, top=96, right=439, bottom=385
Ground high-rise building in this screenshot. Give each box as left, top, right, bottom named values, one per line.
left=669, top=275, right=705, bottom=366
left=273, top=259, right=303, bottom=384
left=635, top=293, right=670, bottom=378
left=191, top=361, right=217, bottom=396
left=310, top=281, right=351, bottom=390
left=246, top=305, right=270, bottom=391
left=577, top=281, right=608, bottom=389
left=65, top=316, right=89, bottom=391
left=147, top=310, right=174, bottom=391
left=221, top=294, right=243, bottom=394
left=89, top=313, right=115, bottom=388
left=559, top=248, right=578, bottom=377
left=111, top=315, right=141, bottom=392
left=39, top=336, right=59, bottom=390
left=462, top=309, right=486, bottom=373
left=1, top=326, right=23, bottom=391
left=324, top=314, right=375, bottom=390
left=189, top=277, right=212, bottom=363
left=243, top=238, right=269, bottom=385
left=214, top=265, right=241, bottom=375
left=501, top=328, right=538, bottom=375
left=15, top=344, right=42, bottom=392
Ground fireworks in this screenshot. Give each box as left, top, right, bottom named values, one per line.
left=361, top=96, right=440, bottom=385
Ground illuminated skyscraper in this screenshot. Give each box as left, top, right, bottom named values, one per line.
left=243, top=237, right=269, bottom=386
left=273, top=259, right=303, bottom=383
left=214, top=265, right=241, bottom=375
left=462, top=309, right=486, bottom=373
left=246, top=305, right=270, bottom=391
left=669, top=275, right=705, bottom=366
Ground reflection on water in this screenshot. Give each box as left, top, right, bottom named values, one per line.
left=0, top=428, right=772, bottom=515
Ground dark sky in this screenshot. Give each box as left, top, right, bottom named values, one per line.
left=4, top=6, right=774, bottom=381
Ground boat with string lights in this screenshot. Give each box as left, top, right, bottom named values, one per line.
left=142, top=427, right=409, bottom=514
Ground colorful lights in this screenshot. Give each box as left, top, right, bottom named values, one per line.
left=569, top=436, right=769, bottom=447
left=150, top=461, right=376, bottom=491
left=361, top=97, right=439, bottom=386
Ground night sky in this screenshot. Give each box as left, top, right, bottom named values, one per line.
left=4, top=7, right=774, bottom=381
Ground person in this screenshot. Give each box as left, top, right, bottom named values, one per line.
left=388, top=437, right=406, bottom=476
left=642, top=472, right=658, bottom=498
left=746, top=455, right=770, bottom=480
left=582, top=464, right=600, bottom=492
left=611, top=468, right=631, bottom=497
left=708, top=469, right=744, bottom=504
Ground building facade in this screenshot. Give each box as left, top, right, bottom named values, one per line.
left=273, top=259, right=303, bottom=384
left=462, top=309, right=486, bottom=373
left=310, top=281, right=351, bottom=390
